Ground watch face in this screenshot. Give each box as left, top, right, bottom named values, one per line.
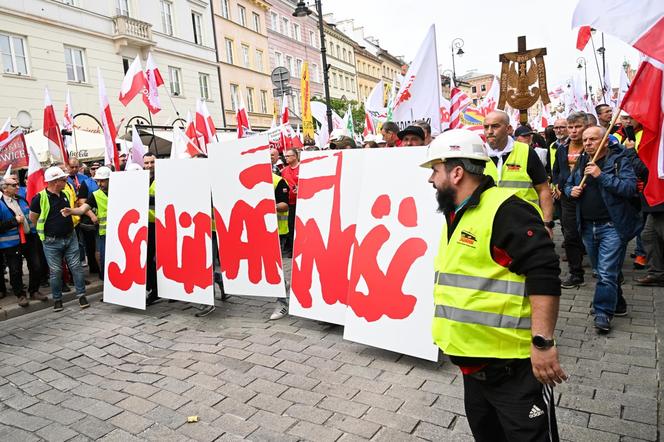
left=533, top=335, right=550, bottom=348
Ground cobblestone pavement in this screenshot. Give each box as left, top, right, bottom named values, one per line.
left=0, top=234, right=661, bottom=441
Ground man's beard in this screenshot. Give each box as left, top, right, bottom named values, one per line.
left=436, top=186, right=457, bottom=214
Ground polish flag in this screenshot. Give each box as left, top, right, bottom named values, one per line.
left=26, top=145, right=45, bottom=203
left=236, top=94, right=251, bottom=138
left=195, top=99, right=215, bottom=148
left=201, top=100, right=217, bottom=142
left=576, top=26, right=592, bottom=51
left=97, top=69, right=119, bottom=170
left=119, top=56, right=147, bottom=106
left=0, top=117, right=10, bottom=142
left=449, top=83, right=471, bottom=129
left=185, top=111, right=205, bottom=157
left=43, top=88, right=68, bottom=162
left=572, top=1, right=664, bottom=64
left=362, top=105, right=375, bottom=137
left=620, top=57, right=664, bottom=206
left=143, top=52, right=163, bottom=114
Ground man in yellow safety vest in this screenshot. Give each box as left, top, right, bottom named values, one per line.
left=421, top=129, right=565, bottom=442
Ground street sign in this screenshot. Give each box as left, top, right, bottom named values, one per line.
left=271, top=67, right=291, bottom=89
left=273, top=86, right=292, bottom=98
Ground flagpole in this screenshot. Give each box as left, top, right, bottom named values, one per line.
left=432, top=24, right=443, bottom=134
left=579, top=109, right=621, bottom=187
left=72, top=124, right=79, bottom=157
left=146, top=112, right=158, bottom=155
left=589, top=33, right=606, bottom=104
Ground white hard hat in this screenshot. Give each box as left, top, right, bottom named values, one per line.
left=95, top=166, right=112, bottom=180
left=419, top=129, right=489, bottom=168
left=44, top=166, right=67, bottom=183
left=126, top=163, right=143, bottom=171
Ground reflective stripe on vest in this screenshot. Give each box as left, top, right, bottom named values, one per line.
left=36, top=190, right=50, bottom=241
left=148, top=180, right=156, bottom=223
left=272, top=173, right=289, bottom=235
left=0, top=200, right=20, bottom=248
left=484, top=141, right=539, bottom=205
left=431, top=187, right=532, bottom=359
left=93, top=189, right=108, bottom=236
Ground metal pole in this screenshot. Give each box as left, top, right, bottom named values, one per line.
left=451, top=47, right=456, bottom=84
left=315, top=0, right=333, bottom=134
left=589, top=34, right=606, bottom=104
left=601, top=33, right=606, bottom=80
left=584, top=63, right=588, bottom=97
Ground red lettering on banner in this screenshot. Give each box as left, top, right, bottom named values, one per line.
left=348, top=195, right=427, bottom=322
left=107, top=209, right=147, bottom=290
left=215, top=160, right=282, bottom=285
left=156, top=204, right=212, bottom=293
left=292, top=152, right=357, bottom=308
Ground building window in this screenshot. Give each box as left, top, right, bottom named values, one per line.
left=309, top=30, right=317, bottom=48
left=281, top=17, right=289, bottom=36
left=351, top=78, right=355, bottom=92
left=270, top=12, right=278, bottom=30
left=471, top=86, right=477, bottom=93
left=472, top=98, right=478, bottom=106
left=237, top=5, right=246, bottom=27
left=275, top=51, right=283, bottom=67
left=246, top=87, right=255, bottom=113
left=230, top=83, right=239, bottom=111
left=252, top=12, right=261, bottom=33
left=168, top=66, right=182, bottom=96
left=64, top=46, right=86, bottom=82
left=254, top=49, right=263, bottom=72
left=0, top=33, right=28, bottom=75
left=332, top=72, right=337, bottom=88
left=220, top=0, right=229, bottom=19
left=292, top=90, right=300, bottom=114
left=345, top=77, right=350, bottom=91
left=122, top=57, right=131, bottom=73
left=342, top=48, right=347, bottom=62
left=286, top=55, right=293, bottom=75
left=116, top=0, right=129, bottom=15
left=199, top=73, right=210, bottom=100
left=292, top=23, right=301, bottom=41
left=192, top=12, right=203, bottom=45
left=481, top=84, right=487, bottom=92
left=311, top=63, right=319, bottom=82
left=241, top=44, right=250, bottom=68
left=224, top=38, right=234, bottom=64
left=260, top=90, right=268, bottom=114
left=296, top=59, right=302, bottom=78
left=161, top=0, right=173, bottom=35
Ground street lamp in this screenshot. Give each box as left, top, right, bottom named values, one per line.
left=293, top=1, right=333, bottom=135
left=450, top=37, right=464, bottom=84
left=577, top=57, right=588, bottom=97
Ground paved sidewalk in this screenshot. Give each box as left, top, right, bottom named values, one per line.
left=0, top=235, right=660, bottom=441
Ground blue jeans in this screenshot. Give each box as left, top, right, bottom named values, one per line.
left=581, top=221, right=626, bottom=317
left=42, top=233, right=86, bottom=301
left=97, top=234, right=106, bottom=280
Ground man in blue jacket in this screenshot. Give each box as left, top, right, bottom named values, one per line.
left=566, top=126, right=641, bottom=333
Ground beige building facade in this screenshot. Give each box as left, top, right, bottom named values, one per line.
left=213, top=0, right=273, bottom=130
left=354, top=44, right=382, bottom=103
left=0, top=0, right=223, bottom=145
left=322, top=19, right=357, bottom=102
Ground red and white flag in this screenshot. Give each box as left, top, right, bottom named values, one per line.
left=280, top=97, right=290, bottom=126
left=43, top=88, right=68, bottom=162
left=0, top=117, right=10, bottom=142
left=576, top=25, right=592, bottom=51
left=236, top=94, right=251, bottom=138
left=97, top=69, right=119, bottom=170
left=119, top=55, right=147, bottom=107
left=363, top=105, right=375, bottom=137
left=480, top=76, right=500, bottom=115
left=449, top=83, right=471, bottom=129
left=143, top=52, right=163, bottom=114
left=63, top=91, right=74, bottom=131
left=439, top=95, right=451, bottom=130
left=202, top=100, right=216, bottom=142
left=195, top=99, right=215, bottom=148
left=620, top=57, right=664, bottom=206
left=185, top=111, right=205, bottom=157
left=572, top=1, right=664, bottom=64
left=26, top=145, right=45, bottom=203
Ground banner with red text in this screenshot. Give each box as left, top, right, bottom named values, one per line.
left=103, top=171, right=149, bottom=309
left=155, top=159, right=214, bottom=305
left=209, top=134, right=285, bottom=297
left=289, top=150, right=365, bottom=324
left=0, top=131, right=28, bottom=173
left=343, top=148, right=441, bottom=361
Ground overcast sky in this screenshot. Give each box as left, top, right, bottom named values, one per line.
left=321, top=0, right=640, bottom=90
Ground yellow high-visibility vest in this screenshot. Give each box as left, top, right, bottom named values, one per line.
left=485, top=141, right=539, bottom=205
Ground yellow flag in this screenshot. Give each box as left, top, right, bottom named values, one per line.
left=300, top=62, right=314, bottom=141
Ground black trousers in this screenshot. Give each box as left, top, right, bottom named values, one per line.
left=463, top=358, right=559, bottom=442
left=284, top=204, right=297, bottom=254
left=81, top=226, right=100, bottom=274
left=560, top=195, right=584, bottom=278
left=146, top=222, right=158, bottom=299
left=20, top=233, right=42, bottom=294
left=0, top=246, right=24, bottom=297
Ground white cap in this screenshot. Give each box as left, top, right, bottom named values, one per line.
left=95, top=166, right=112, bottom=180
left=44, top=166, right=67, bottom=183
left=619, top=110, right=630, bottom=117
left=419, top=129, right=489, bottom=168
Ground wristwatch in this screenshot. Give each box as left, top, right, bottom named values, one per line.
left=532, top=335, right=556, bottom=350
left=544, top=220, right=555, bottom=228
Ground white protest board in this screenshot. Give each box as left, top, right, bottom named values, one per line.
left=343, top=147, right=441, bottom=361
left=103, top=170, right=149, bottom=309
left=209, top=134, right=285, bottom=297
left=155, top=159, right=214, bottom=305
left=289, top=149, right=364, bottom=324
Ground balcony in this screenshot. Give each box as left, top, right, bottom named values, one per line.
left=112, top=15, right=155, bottom=53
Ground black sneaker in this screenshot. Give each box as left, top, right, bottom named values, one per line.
left=594, top=314, right=611, bottom=333
left=195, top=305, right=216, bottom=317
left=53, top=300, right=63, bottom=312
left=79, top=296, right=90, bottom=309
left=561, top=275, right=585, bottom=289
left=614, top=298, right=628, bottom=317
left=62, top=284, right=72, bottom=292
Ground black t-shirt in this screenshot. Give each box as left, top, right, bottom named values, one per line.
left=489, top=146, right=549, bottom=186
left=77, top=180, right=90, bottom=200
left=275, top=178, right=289, bottom=205
left=29, top=190, right=74, bottom=238
left=578, top=158, right=611, bottom=222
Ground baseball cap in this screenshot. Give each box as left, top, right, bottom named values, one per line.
left=514, top=125, right=535, bottom=137
left=330, top=136, right=357, bottom=149
left=397, top=125, right=425, bottom=141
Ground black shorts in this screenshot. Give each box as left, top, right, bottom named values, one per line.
left=462, top=358, right=558, bottom=442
